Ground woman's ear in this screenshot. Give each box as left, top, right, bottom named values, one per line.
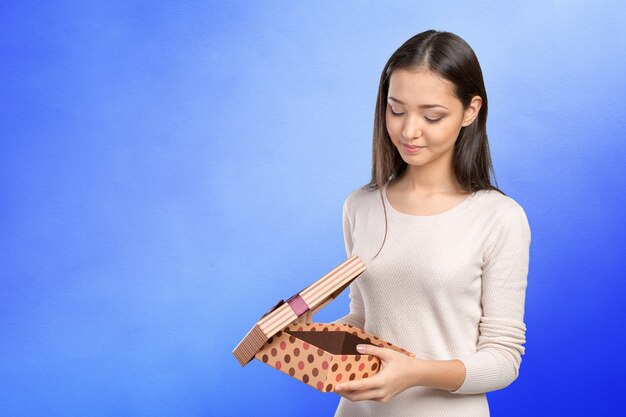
left=462, top=95, right=482, bottom=127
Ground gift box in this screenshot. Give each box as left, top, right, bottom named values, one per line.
left=233, top=256, right=414, bottom=393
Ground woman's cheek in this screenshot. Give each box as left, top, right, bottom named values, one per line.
left=386, top=118, right=401, bottom=141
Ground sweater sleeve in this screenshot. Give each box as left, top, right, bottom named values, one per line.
left=334, top=194, right=366, bottom=330
left=451, top=204, right=531, bottom=394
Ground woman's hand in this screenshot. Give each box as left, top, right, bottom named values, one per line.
left=334, top=344, right=420, bottom=403
left=334, top=344, right=466, bottom=402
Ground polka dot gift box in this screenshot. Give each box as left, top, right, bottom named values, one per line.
left=233, top=256, right=414, bottom=393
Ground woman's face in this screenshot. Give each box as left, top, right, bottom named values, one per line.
left=385, top=68, right=481, bottom=170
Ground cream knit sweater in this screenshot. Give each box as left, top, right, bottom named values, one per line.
left=334, top=185, right=530, bottom=417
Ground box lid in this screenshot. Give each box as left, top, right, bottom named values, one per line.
left=233, top=255, right=366, bottom=366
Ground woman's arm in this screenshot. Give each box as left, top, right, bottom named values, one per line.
left=451, top=204, right=530, bottom=394
left=336, top=204, right=531, bottom=401
left=333, top=195, right=366, bottom=329
left=335, top=347, right=466, bottom=402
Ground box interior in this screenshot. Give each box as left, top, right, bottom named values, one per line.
left=285, top=330, right=372, bottom=355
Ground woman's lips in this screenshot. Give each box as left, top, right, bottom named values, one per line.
left=401, top=143, right=426, bottom=154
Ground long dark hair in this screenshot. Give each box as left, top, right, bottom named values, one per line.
left=367, top=30, right=501, bottom=193
left=366, top=30, right=502, bottom=259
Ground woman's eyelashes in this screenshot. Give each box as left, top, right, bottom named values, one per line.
left=389, top=108, right=443, bottom=124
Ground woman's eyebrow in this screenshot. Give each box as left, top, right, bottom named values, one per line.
left=388, top=96, right=448, bottom=110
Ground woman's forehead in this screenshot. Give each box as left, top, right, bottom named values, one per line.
left=387, top=69, right=458, bottom=107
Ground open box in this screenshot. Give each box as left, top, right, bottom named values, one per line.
left=233, top=256, right=414, bottom=393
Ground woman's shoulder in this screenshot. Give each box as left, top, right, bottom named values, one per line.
left=476, top=188, right=526, bottom=212
left=342, top=185, right=382, bottom=216
left=475, top=189, right=530, bottom=230
left=343, top=184, right=380, bottom=206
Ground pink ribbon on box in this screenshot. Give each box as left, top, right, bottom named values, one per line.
left=286, top=293, right=310, bottom=317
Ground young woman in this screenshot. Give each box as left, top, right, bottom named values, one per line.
left=330, top=30, right=531, bottom=416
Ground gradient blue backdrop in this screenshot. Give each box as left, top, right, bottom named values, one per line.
left=2, top=1, right=625, bottom=416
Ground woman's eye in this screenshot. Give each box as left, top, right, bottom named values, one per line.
left=425, top=117, right=442, bottom=124
left=390, top=109, right=404, bottom=116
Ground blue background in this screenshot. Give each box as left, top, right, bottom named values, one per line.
left=2, top=1, right=625, bottom=416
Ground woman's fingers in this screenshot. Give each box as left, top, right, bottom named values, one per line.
left=336, top=387, right=386, bottom=402
left=335, top=376, right=387, bottom=402
left=335, top=345, right=415, bottom=403
left=356, top=344, right=394, bottom=361
left=336, top=370, right=383, bottom=392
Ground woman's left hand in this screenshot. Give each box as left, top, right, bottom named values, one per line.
left=334, top=344, right=421, bottom=403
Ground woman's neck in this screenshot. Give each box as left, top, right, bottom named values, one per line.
left=397, top=163, right=464, bottom=195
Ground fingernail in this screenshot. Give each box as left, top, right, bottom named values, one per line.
left=336, top=384, right=344, bottom=391
left=356, top=344, right=366, bottom=353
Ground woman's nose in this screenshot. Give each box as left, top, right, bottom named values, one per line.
left=402, top=114, right=423, bottom=139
